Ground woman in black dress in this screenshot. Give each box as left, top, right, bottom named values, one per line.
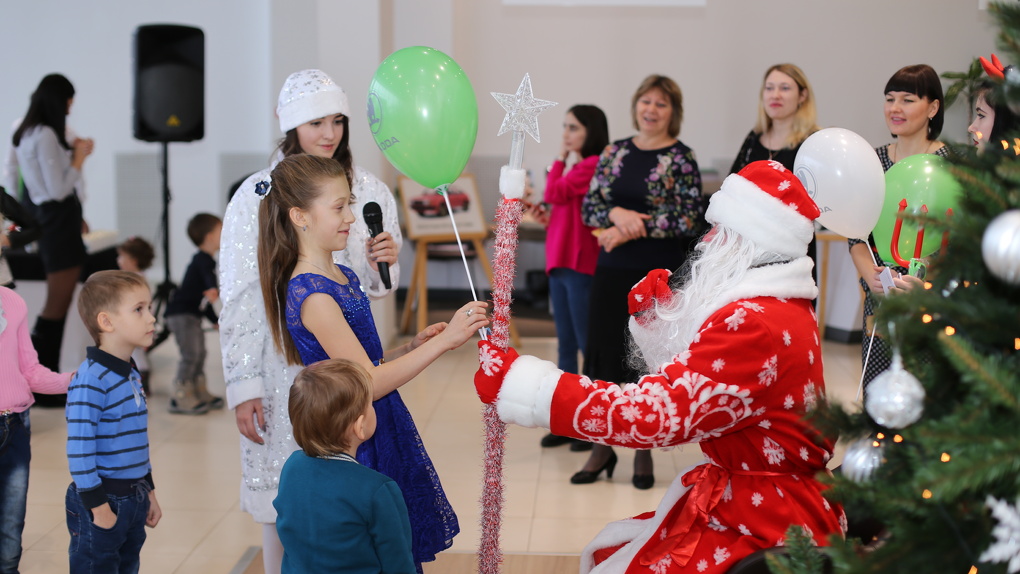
left=730, top=63, right=820, bottom=265
left=573, top=75, right=706, bottom=490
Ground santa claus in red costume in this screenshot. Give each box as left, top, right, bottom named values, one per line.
left=475, top=160, right=846, bottom=573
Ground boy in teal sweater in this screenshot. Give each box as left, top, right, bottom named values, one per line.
left=274, top=359, right=414, bottom=573
left=65, top=270, right=162, bottom=573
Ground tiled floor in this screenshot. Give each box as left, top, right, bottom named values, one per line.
left=17, top=330, right=864, bottom=573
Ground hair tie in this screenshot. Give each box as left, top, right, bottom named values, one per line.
left=255, top=180, right=271, bottom=197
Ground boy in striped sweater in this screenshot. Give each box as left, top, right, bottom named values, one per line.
left=65, top=271, right=162, bottom=573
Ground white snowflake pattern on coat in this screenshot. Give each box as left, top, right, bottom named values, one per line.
left=713, top=546, right=732, bottom=565
left=808, top=349, right=815, bottom=365
left=782, top=330, right=792, bottom=346
left=740, top=301, right=764, bottom=313
left=803, top=382, right=818, bottom=411
left=712, top=358, right=725, bottom=372
left=763, top=437, right=786, bottom=465
left=650, top=556, right=673, bottom=574
left=800, top=447, right=810, bottom=461
left=697, top=559, right=709, bottom=572
left=757, top=356, right=778, bottom=386
left=725, top=308, right=748, bottom=331
left=738, top=524, right=753, bottom=536
left=751, top=492, right=764, bottom=507
left=784, top=395, right=795, bottom=409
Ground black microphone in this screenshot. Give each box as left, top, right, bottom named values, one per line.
left=362, top=201, right=391, bottom=290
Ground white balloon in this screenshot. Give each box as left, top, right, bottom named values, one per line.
left=794, top=128, right=885, bottom=240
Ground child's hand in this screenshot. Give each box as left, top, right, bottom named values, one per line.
left=92, top=502, right=117, bottom=529
left=411, top=322, right=447, bottom=351
left=146, top=491, right=162, bottom=528
left=203, top=287, right=219, bottom=304
left=441, top=301, right=490, bottom=349
left=366, top=233, right=398, bottom=271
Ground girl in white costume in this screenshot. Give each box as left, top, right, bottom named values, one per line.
left=218, top=69, right=401, bottom=574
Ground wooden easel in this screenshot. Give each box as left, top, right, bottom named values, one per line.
left=400, top=232, right=521, bottom=347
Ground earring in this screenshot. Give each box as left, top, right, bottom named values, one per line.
left=302, top=225, right=308, bottom=232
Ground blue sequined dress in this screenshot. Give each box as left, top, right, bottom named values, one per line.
left=285, top=267, right=458, bottom=572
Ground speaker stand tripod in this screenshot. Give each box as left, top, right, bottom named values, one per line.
left=149, top=141, right=176, bottom=351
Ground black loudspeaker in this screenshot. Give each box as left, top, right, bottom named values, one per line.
left=133, top=24, right=204, bottom=142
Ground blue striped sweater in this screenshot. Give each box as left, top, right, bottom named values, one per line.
left=66, top=347, right=153, bottom=508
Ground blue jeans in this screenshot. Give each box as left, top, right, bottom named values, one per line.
left=0, top=411, right=30, bottom=574
left=548, top=268, right=593, bottom=373
left=66, top=482, right=149, bottom=574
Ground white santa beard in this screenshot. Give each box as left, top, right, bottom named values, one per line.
left=629, top=226, right=814, bottom=373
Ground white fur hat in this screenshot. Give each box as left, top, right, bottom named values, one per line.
left=276, top=69, right=350, bottom=133
left=705, top=160, right=820, bottom=259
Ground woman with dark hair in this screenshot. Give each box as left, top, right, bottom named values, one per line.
left=968, top=81, right=1020, bottom=152
left=219, top=69, right=403, bottom=574
left=534, top=104, right=609, bottom=450
left=572, top=75, right=707, bottom=489
left=849, top=64, right=948, bottom=386
left=11, top=74, right=94, bottom=376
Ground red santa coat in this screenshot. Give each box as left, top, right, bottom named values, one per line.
left=493, top=269, right=845, bottom=573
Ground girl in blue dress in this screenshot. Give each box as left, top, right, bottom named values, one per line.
left=256, top=154, right=489, bottom=572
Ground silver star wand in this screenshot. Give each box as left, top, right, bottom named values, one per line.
left=476, top=75, right=555, bottom=574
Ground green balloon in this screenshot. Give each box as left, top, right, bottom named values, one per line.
left=873, top=154, right=962, bottom=265
left=367, top=47, right=478, bottom=189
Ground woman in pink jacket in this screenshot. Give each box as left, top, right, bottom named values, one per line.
left=533, top=105, right=609, bottom=450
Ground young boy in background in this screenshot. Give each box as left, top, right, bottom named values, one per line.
left=116, top=236, right=155, bottom=393
left=165, top=213, right=223, bottom=414
left=65, top=270, right=161, bottom=573
left=274, top=359, right=415, bottom=574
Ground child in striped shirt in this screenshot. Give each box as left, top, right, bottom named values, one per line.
left=65, top=270, right=162, bottom=573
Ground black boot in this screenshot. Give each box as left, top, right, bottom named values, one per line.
left=31, top=317, right=67, bottom=408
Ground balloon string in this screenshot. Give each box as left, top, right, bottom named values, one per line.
left=857, top=325, right=877, bottom=402
left=439, top=184, right=487, bottom=340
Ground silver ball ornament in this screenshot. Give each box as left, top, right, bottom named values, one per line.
left=842, top=437, right=885, bottom=483
left=982, top=209, right=1020, bottom=286
left=865, top=353, right=925, bottom=428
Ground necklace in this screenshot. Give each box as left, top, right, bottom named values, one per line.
left=316, top=453, right=358, bottom=463
left=764, top=131, right=778, bottom=161
left=298, top=258, right=341, bottom=279
left=890, top=140, right=935, bottom=163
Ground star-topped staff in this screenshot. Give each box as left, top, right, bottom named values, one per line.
left=476, top=75, right=555, bottom=574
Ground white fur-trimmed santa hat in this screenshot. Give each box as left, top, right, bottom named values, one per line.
left=705, top=160, right=820, bottom=259
left=276, top=69, right=350, bottom=133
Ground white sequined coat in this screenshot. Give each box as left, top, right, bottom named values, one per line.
left=219, top=163, right=401, bottom=522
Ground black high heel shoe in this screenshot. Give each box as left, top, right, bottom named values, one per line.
left=632, top=473, right=655, bottom=490
left=570, top=451, right=618, bottom=484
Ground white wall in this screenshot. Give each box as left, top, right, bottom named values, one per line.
left=2, top=0, right=1001, bottom=337
left=454, top=0, right=997, bottom=178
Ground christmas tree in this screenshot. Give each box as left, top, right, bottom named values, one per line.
left=783, top=4, right=1020, bottom=573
